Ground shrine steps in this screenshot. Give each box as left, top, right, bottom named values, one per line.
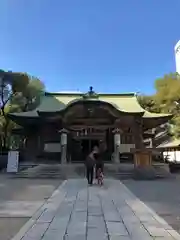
left=8, top=163, right=172, bottom=180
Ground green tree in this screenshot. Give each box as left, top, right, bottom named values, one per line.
left=11, top=74, right=45, bottom=112
left=138, top=95, right=160, bottom=113
left=139, top=72, right=180, bottom=138
left=0, top=70, right=45, bottom=150
left=153, top=73, right=180, bottom=113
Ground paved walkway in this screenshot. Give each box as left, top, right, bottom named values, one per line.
left=12, top=179, right=180, bottom=240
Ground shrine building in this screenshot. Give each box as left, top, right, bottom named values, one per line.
left=8, top=87, right=172, bottom=164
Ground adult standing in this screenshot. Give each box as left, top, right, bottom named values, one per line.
left=85, top=150, right=96, bottom=185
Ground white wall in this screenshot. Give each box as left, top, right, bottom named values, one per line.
left=163, top=150, right=180, bottom=162
left=44, top=143, right=61, bottom=152
left=119, top=144, right=135, bottom=153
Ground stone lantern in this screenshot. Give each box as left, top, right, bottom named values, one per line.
left=59, top=128, right=69, bottom=164
left=112, top=128, right=123, bottom=163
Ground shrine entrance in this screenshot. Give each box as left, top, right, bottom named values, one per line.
left=64, top=96, right=119, bottom=162
left=81, top=139, right=99, bottom=160
left=68, top=127, right=112, bottom=162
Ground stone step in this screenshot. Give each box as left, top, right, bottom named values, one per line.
left=105, top=165, right=172, bottom=180
left=11, top=163, right=172, bottom=180
left=13, top=164, right=81, bottom=179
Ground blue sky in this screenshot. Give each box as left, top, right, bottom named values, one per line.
left=0, top=0, right=179, bottom=94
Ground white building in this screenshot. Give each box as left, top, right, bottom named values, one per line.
left=174, top=40, right=180, bottom=74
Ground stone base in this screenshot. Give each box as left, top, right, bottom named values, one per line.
left=133, top=166, right=157, bottom=180
left=133, top=165, right=173, bottom=180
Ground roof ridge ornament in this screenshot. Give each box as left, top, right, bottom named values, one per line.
left=82, top=86, right=99, bottom=99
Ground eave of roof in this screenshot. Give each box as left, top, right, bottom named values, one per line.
left=45, top=91, right=136, bottom=97
left=8, top=110, right=38, bottom=118
left=142, top=111, right=172, bottom=119
left=157, top=139, right=180, bottom=148
left=7, top=111, right=40, bottom=126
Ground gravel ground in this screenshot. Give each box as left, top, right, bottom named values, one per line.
left=123, top=177, right=180, bottom=233
left=0, top=175, right=62, bottom=240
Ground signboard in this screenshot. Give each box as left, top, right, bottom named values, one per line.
left=44, top=143, right=61, bottom=152
left=7, top=151, right=19, bottom=173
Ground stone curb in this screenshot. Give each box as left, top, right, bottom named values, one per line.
left=11, top=180, right=67, bottom=240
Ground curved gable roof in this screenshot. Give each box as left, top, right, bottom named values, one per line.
left=38, top=92, right=144, bottom=114
left=8, top=92, right=172, bottom=120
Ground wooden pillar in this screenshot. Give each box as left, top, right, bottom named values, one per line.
left=132, top=117, right=153, bottom=167
left=24, top=135, right=38, bottom=162
left=151, top=129, right=156, bottom=148
left=132, top=117, right=144, bottom=149
left=39, top=133, right=45, bottom=155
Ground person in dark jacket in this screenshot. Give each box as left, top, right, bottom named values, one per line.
left=85, top=151, right=96, bottom=185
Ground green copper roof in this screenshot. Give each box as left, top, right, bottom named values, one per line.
left=8, top=91, right=172, bottom=119
left=41, top=92, right=145, bottom=113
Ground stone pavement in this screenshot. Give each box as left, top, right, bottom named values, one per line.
left=0, top=177, right=61, bottom=240
left=12, top=179, right=180, bottom=240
